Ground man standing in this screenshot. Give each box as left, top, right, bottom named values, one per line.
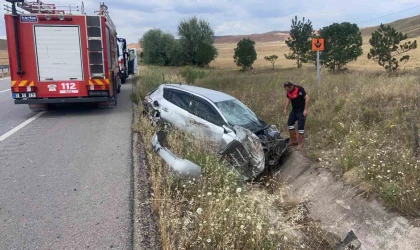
left=283, top=82, right=310, bottom=151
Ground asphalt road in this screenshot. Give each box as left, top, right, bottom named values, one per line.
left=0, top=77, right=36, bottom=136
left=0, top=78, right=134, bottom=249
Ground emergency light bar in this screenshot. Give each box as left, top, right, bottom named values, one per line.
left=39, top=15, right=72, bottom=21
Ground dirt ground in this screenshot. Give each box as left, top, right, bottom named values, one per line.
left=132, top=106, right=162, bottom=250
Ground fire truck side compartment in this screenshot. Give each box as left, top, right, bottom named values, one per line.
left=34, top=25, right=84, bottom=81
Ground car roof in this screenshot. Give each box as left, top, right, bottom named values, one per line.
left=164, top=83, right=234, bottom=103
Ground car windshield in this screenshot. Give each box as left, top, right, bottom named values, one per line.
left=215, top=99, right=266, bottom=130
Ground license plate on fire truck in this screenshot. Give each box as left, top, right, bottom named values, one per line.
left=12, top=92, right=36, bottom=98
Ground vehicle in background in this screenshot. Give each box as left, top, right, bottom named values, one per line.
left=4, top=0, right=122, bottom=111
left=117, top=37, right=128, bottom=84
left=127, top=48, right=138, bottom=76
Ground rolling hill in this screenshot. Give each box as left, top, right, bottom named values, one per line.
left=128, top=14, right=420, bottom=49
left=360, top=14, right=420, bottom=38
left=127, top=43, right=141, bottom=51
left=214, top=14, right=420, bottom=43
left=213, top=30, right=290, bottom=44
left=0, top=39, right=7, bottom=50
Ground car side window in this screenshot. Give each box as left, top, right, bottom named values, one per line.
left=191, top=97, right=224, bottom=126
left=163, top=88, right=172, bottom=101
left=165, top=89, right=193, bottom=112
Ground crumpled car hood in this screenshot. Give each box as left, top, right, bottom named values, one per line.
left=219, top=125, right=265, bottom=180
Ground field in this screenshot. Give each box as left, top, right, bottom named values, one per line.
left=0, top=50, right=9, bottom=65
left=210, top=36, right=420, bottom=70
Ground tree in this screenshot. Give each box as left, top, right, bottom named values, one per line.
left=318, top=22, right=363, bottom=72
left=284, top=16, right=313, bottom=68
left=233, top=38, right=257, bottom=71
left=140, top=29, right=178, bottom=66
left=178, top=16, right=218, bottom=67
left=167, top=40, right=185, bottom=66
left=367, top=24, right=418, bottom=72
left=264, top=55, right=278, bottom=69
left=139, top=51, right=144, bottom=62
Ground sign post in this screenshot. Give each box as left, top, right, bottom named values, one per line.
left=316, top=50, right=320, bottom=85
left=311, top=38, right=324, bottom=85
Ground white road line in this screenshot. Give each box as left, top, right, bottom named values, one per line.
left=0, top=111, right=46, bottom=142
left=0, top=89, right=10, bottom=94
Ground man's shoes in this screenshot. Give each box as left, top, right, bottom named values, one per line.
left=288, top=129, right=298, bottom=146
left=296, top=133, right=304, bottom=151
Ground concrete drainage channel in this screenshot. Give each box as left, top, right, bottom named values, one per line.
left=276, top=151, right=420, bottom=250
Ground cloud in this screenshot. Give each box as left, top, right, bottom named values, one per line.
left=0, top=0, right=419, bottom=44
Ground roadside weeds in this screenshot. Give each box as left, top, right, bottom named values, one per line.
left=130, top=67, right=340, bottom=249
left=132, top=104, right=162, bottom=250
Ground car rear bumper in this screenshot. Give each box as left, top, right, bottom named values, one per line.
left=14, top=97, right=111, bottom=104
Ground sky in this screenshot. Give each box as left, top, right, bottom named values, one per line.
left=0, top=0, right=419, bottom=44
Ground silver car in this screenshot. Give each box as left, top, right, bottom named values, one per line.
left=143, top=83, right=289, bottom=180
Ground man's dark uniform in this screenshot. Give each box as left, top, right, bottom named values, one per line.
left=286, top=85, right=307, bottom=135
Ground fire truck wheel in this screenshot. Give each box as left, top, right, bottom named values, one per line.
left=97, top=95, right=117, bottom=109
left=97, top=101, right=116, bottom=109
left=28, top=104, right=54, bottom=112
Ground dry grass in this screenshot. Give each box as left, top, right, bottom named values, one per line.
left=132, top=66, right=339, bottom=249
left=134, top=63, right=420, bottom=219
left=194, top=67, right=420, bottom=217
left=210, top=36, right=420, bottom=71
left=0, top=50, right=9, bottom=65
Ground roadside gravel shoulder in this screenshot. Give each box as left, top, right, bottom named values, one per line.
left=132, top=105, right=162, bottom=250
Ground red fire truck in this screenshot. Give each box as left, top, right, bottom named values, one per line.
left=4, top=1, right=124, bottom=111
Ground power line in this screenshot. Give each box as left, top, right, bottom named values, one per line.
left=357, top=4, right=420, bottom=25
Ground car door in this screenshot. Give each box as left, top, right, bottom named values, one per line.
left=188, top=95, right=225, bottom=143
left=159, top=88, right=194, bottom=131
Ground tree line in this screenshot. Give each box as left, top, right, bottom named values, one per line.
left=140, top=16, right=218, bottom=67
left=139, top=15, right=417, bottom=72
left=281, top=16, right=417, bottom=72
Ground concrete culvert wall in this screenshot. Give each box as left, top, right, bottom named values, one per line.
left=274, top=151, right=420, bottom=250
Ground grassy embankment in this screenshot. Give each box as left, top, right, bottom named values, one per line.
left=131, top=32, right=420, bottom=249
left=131, top=67, right=340, bottom=250
left=208, top=34, right=420, bottom=217
left=133, top=63, right=420, bottom=212
left=196, top=66, right=420, bottom=218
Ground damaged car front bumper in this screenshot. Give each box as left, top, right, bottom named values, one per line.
left=151, top=130, right=202, bottom=177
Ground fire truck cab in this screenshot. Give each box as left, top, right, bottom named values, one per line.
left=4, top=0, right=123, bottom=111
